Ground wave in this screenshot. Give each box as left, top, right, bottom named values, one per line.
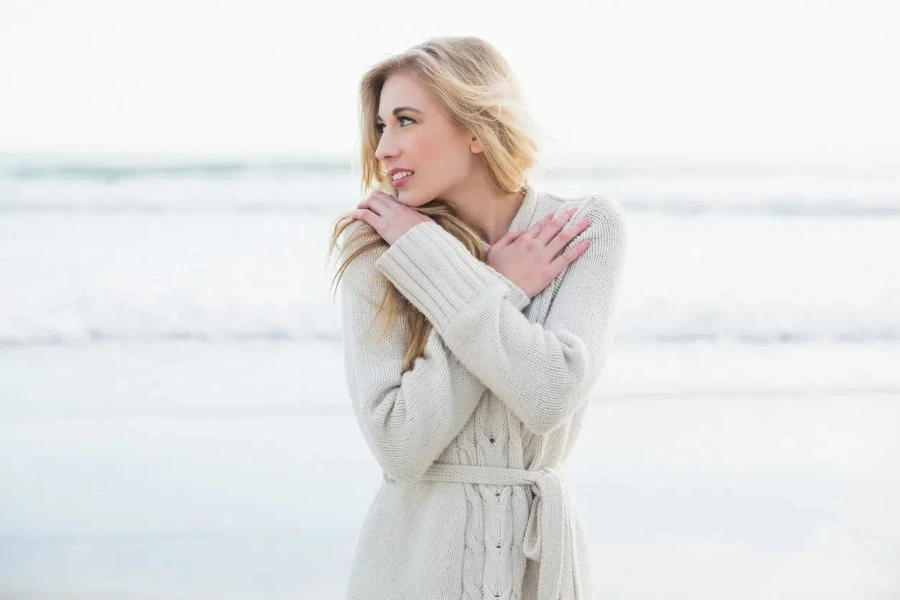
left=1, top=196, right=899, bottom=217
left=0, top=158, right=353, bottom=181
left=0, top=200, right=339, bottom=215
left=3, top=155, right=898, bottom=181
left=1, top=326, right=897, bottom=349
left=3, top=158, right=898, bottom=216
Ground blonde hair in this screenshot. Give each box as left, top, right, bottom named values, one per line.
left=327, top=36, right=543, bottom=371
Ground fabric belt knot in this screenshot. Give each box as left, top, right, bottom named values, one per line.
left=385, top=462, right=578, bottom=600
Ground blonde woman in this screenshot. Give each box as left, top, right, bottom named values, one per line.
left=328, top=36, right=628, bottom=600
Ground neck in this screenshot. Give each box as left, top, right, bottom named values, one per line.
left=439, top=170, right=526, bottom=246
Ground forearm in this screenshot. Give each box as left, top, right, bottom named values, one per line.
left=374, top=198, right=628, bottom=435
left=340, top=238, right=491, bottom=481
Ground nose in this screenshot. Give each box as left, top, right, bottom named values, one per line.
left=374, top=130, right=399, bottom=163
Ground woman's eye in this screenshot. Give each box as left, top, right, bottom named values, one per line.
left=376, top=116, right=414, bottom=133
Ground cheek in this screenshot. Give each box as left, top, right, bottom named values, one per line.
left=411, top=130, right=443, bottom=163
left=414, top=129, right=467, bottom=173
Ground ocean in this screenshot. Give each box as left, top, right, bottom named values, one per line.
left=1, top=153, right=897, bottom=598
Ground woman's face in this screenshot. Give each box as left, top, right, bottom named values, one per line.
left=375, top=71, right=480, bottom=207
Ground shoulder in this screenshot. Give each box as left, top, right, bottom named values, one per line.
left=337, top=221, right=387, bottom=301
left=538, top=191, right=628, bottom=249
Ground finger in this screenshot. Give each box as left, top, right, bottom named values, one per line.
left=372, top=191, right=399, bottom=205
left=508, top=230, right=527, bottom=244
left=549, top=238, right=590, bottom=273
left=493, top=229, right=526, bottom=249
left=535, top=206, right=579, bottom=247
left=522, top=211, right=556, bottom=240
left=546, top=214, right=592, bottom=258
left=360, top=195, right=390, bottom=217
left=351, top=207, right=381, bottom=228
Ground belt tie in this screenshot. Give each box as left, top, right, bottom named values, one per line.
left=385, top=463, right=578, bottom=600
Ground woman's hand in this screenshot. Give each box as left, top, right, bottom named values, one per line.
left=351, top=192, right=434, bottom=245
left=487, top=206, right=592, bottom=299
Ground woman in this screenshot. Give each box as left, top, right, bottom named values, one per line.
left=327, top=36, right=628, bottom=600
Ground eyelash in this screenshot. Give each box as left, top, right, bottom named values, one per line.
left=376, top=116, right=415, bottom=133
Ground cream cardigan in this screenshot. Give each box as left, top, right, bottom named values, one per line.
left=339, top=180, right=628, bottom=599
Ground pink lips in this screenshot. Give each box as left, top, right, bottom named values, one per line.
left=393, top=172, right=414, bottom=187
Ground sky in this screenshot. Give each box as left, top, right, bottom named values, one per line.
left=0, top=0, right=898, bottom=165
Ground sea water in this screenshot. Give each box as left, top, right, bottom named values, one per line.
left=1, top=154, right=897, bottom=598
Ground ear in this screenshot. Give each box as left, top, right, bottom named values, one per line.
left=470, top=134, right=483, bottom=154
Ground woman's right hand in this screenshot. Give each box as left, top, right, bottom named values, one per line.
left=486, top=206, right=592, bottom=299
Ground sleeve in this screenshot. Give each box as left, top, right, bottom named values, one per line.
left=373, top=196, right=628, bottom=435
left=338, top=225, right=530, bottom=482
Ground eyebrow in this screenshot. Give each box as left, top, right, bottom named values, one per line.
left=375, top=106, right=423, bottom=122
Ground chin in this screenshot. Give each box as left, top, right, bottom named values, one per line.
left=393, top=189, right=414, bottom=204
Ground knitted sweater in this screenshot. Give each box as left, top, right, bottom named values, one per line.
left=339, top=180, right=628, bottom=600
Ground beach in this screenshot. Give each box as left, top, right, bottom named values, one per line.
left=1, top=155, right=898, bottom=598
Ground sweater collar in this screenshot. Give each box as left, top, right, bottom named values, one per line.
left=511, top=179, right=539, bottom=232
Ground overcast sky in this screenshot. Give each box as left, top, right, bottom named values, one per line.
left=1, top=0, right=898, bottom=165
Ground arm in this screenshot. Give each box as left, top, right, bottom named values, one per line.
left=373, top=196, right=628, bottom=435
left=338, top=224, right=530, bottom=482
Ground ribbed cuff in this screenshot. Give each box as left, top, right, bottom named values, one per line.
left=374, top=221, right=531, bottom=328
left=487, top=266, right=532, bottom=311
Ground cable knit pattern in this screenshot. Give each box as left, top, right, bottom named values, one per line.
left=340, top=181, right=628, bottom=599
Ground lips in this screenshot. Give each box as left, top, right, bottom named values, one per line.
left=393, top=172, right=414, bottom=187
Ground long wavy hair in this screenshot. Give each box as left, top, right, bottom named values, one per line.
left=327, top=36, right=543, bottom=371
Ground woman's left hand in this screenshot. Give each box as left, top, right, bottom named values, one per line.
left=351, top=192, right=434, bottom=245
